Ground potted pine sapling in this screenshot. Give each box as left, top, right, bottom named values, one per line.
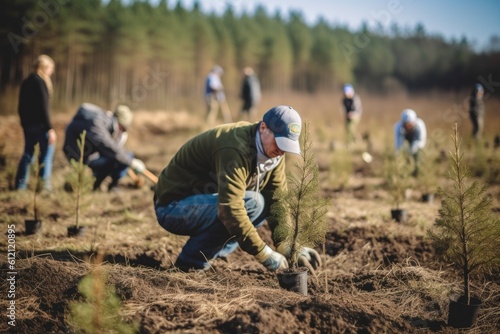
left=428, top=124, right=500, bottom=328
left=25, top=143, right=43, bottom=235
left=67, top=130, right=94, bottom=237
left=271, top=122, right=329, bottom=296
left=384, top=152, right=411, bottom=222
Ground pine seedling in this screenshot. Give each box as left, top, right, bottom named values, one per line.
left=67, top=130, right=94, bottom=229
left=328, top=148, right=353, bottom=190
left=417, top=142, right=439, bottom=195
left=272, top=122, right=329, bottom=269
left=384, top=151, right=412, bottom=209
left=428, top=124, right=500, bottom=305
left=69, top=256, right=137, bottom=334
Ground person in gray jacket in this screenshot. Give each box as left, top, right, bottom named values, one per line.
left=394, top=109, right=427, bottom=177
left=63, top=103, right=145, bottom=191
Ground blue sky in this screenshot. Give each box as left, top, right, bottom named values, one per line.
left=178, top=0, right=500, bottom=50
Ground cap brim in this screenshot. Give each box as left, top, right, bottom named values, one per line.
left=275, top=137, right=301, bottom=155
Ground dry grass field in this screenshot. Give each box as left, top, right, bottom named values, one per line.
left=1, top=91, right=499, bottom=333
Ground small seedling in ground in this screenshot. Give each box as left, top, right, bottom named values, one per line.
left=384, top=150, right=412, bottom=210
left=66, top=130, right=94, bottom=234
left=68, top=254, right=137, bottom=333
left=417, top=142, right=439, bottom=198
left=271, top=122, right=329, bottom=269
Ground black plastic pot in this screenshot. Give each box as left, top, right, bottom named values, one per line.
left=67, top=226, right=86, bottom=238
left=421, top=193, right=435, bottom=203
left=277, top=267, right=308, bottom=296
left=390, top=209, right=408, bottom=223
left=25, top=220, right=42, bottom=235
left=448, top=295, right=482, bottom=328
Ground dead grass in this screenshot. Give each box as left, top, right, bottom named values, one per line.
left=0, top=92, right=499, bottom=333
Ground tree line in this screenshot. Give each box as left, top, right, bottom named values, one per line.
left=0, top=0, right=499, bottom=113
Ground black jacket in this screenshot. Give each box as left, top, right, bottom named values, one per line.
left=18, top=73, right=52, bottom=130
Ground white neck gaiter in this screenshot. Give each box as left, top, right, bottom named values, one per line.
left=254, top=128, right=282, bottom=192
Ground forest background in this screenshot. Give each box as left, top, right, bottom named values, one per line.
left=0, top=0, right=499, bottom=115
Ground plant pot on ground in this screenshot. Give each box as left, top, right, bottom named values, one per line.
left=447, top=295, right=482, bottom=328
left=428, top=125, right=500, bottom=329
left=420, top=192, right=435, bottom=203
left=24, top=143, right=43, bottom=235
left=390, top=209, right=408, bottom=223
left=25, top=219, right=42, bottom=235
left=67, top=225, right=86, bottom=237
left=271, top=122, right=329, bottom=296
left=277, top=267, right=308, bottom=296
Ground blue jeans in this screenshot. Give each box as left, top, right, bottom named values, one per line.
left=154, top=191, right=266, bottom=270
left=15, top=126, right=55, bottom=191
left=87, top=153, right=132, bottom=189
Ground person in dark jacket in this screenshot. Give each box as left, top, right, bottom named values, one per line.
left=63, top=103, right=146, bottom=191
left=154, top=105, right=321, bottom=273
left=239, top=67, right=261, bottom=121
left=15, top=54, right=57, bottom=192
left=468, top=83, right=485, bottom=140
left=341, top=83, right=363, bottom=147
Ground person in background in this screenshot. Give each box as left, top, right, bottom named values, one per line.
left=63, top=103, right=146, bottom=192
left=239, top=67, right=261, bottom=121
left=341, top=83, right=363, bottom=147
left=394, top=109, right=427, bottom=177
left=468, top=83, right=485, bottom=140
left=15, top=54, right=57, bottom=192
left=205, top=65, right=231, bottom=124
left=153, top=105, right=321, bottom=273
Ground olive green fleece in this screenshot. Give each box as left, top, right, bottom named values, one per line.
left=154, top=122, right=287, bottom=256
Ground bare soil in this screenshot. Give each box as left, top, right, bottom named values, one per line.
left=1, top=107, right=499, bottom=334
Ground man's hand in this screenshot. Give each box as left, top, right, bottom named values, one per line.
left=277, top=244, right=322, bottom=275
left=130, top=158, right=146, bottom=174
left=297, top=247, right=322, bottom=274
left=255, top=245, right=288, bottom=272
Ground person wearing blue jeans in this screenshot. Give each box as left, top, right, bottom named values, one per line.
left=87, top=152, right=132, bottom=191
left=15, top=55, right=57, bottom=192
left=155, top=191, right=265, bottom=270
left=15, top=126, right=55, bottom=191
left=154, top=106, right=322, bottom=272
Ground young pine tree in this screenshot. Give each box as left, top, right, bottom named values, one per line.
left=428, top=124, right=500, bottom=305
left=66, top=130, right=94, bottom=229
left=271, top=122, right=329, bottom=269
left=69, top=255, right=137, bottom=334
left=384, top=151, right=411, bottom=210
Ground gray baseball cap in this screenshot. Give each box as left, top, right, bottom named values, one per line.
left=263, top=105, right=302, bottom=155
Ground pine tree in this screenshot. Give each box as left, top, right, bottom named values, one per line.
left=69, top=255, right=137, bottom=334
left=271, top=122, right=329, bottom=269
left=428, top=124, right=500, bottom=304
left=66, top=131, right=94, bottom=229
